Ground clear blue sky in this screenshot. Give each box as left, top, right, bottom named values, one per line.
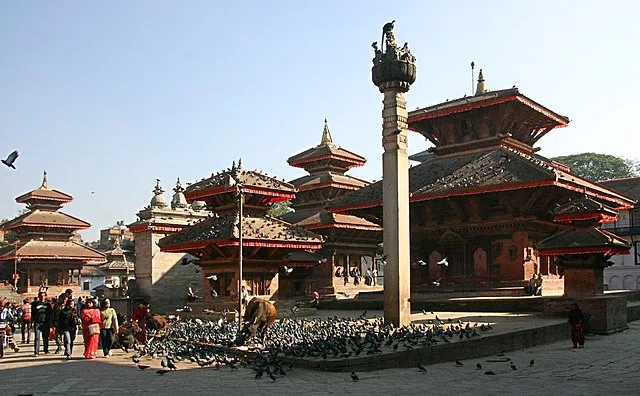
left=2, top=1, right=639, bottom=240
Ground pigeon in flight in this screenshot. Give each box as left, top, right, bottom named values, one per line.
left=2, top=150, right=18, bottom=169
left=206, top=275, right=217, bottom=280
left=418, top=260, right=427, bottom=266
left=283, top=266, right=293, bottom=276
left=437, top=257, right=449, bottom=266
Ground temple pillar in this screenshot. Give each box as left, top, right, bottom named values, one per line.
left=380, top=86, right=411, bottom=327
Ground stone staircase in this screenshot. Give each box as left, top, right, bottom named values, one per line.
left=0, top=284, right=21, bottom=304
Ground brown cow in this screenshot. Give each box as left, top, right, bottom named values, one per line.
left=234, top=297, right=277, bottom=346
left=146, top=314, right=170, bottom=332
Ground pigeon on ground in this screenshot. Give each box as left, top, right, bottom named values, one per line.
left=485, top=371, right=496, bottom=375
left=476, top=363, right=482, bottom=370
left=529, top=359, right=534, bottom=367
left=351, top=371, right=359, bottom=382
left=510, top=361, right=517, bottom=370
left=418, top=364, right=427, bottom=372
left=455, top=359, right=464, bottom=367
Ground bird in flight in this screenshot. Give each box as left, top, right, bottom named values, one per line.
left=283, top=266, right=293, bottom=276
left=2, top=150, right=18, bottom=169
left=437, top=257, right=449, bottom=267
left=206, top=275, right=217, bottom=280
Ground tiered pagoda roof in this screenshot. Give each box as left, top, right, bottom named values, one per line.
left=538, top=196, right=630, bottom=256
left=328, top=73, right=635, bottom=216
left=0, top=171, right=106, bottom=264
left=159, top=160, right=324, bottom=265
left=184, top=159, right=296, bottom=212
left=285, top=120, right=382, bottom=236
left=287, top=119, right=367, bottom=172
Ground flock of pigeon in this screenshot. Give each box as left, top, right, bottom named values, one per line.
left=129, top=310, right=505, bottom=381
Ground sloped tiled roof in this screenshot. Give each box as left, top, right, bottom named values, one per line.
left=0, top=240, right=106, bottom=262
left=286, top=209, right=382, bottom=231
left=552, top=196, right=618, bottom=222
left=290, top=172, right=369, bottom=191
left=288, top=144, right=366, bottom=169
left=408, top=88, right=569, bottom=134
left=158, top=212, right=324, bottom=252
left=537, top=227, right=630, bottom=255
left=15, top=187, right=73, bottom=204
left=1, top=210, right=90, bottom=231
left=327, top=146, right=635, bottom=212
left=185, top=164, right=296, bottom=201
left=600, top=177, right=640, bottom=203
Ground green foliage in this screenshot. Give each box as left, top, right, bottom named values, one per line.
left=268, top=201, right=293, bottom=217
left=551, top=153, right=640, bottom=182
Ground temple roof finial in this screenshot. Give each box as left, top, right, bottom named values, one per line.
left=475, top=69, right=486, bottom=96
left=150, top=178, right=167, bottom=208
left=171, top=177, right=188, bottom=209
left=320, top=118, right=334, bottom=146
left=238, top=158, right=243, bottom=170
left=231, top=160, right=236, bottom=171
left=41, top=170, right=49, bottom=190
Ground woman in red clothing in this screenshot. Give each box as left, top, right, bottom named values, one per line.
left=131, top=301, right=150, bottom=344
left=81, top=299, right=101, bottom=359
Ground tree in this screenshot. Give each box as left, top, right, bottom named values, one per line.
left=268, top=201, right=293, bottom=217
left=551, top=153, right=640, bottom=182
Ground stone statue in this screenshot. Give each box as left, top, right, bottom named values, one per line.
left=372, top=20, right=415, bottom=64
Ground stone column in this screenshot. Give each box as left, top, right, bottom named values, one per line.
left=380, top=82, right=412, bottom=327
left=371, top=22, right=417, bottom=327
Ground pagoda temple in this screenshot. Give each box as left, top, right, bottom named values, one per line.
left=128, top=179, right=209, bottom=312
left=328, top=71, right=635, bottom=291
left=282, top=120, right=383, bottom=295
left=0, top=172, right=106, bottom=296
left=158, top=160, right=324, bottom=302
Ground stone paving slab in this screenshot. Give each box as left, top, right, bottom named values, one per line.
left=1, top=314, right=638, bottom=395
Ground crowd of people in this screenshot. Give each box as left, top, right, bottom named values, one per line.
left=334, top=266, right=378, bottom=287
left=0, top=289, right=138, bottom=360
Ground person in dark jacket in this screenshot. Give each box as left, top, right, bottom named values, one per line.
left=31, top=292, right=54, bottom=356
left=58, top=299, right=79, bottom=359
left=52, top=293, right=68, bottom=354
left=568, top=303, right=585, bottom=348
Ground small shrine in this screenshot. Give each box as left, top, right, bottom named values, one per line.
left=0, top=171, right=106, bottom=296
left=538, top=195, right=631, bottom=332
left=158, top=160, right=324, bottom=302
left=283, top=120, right=383, bottom=295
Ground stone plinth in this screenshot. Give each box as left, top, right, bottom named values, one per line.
left=563, top=267, right=605, bottom=297
left=543, top=295, right=628, bottom=334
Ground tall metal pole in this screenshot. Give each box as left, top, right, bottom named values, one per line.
left=13, top=241, right=18, bottom=291
left=238, top=186, right=244, bottom=326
